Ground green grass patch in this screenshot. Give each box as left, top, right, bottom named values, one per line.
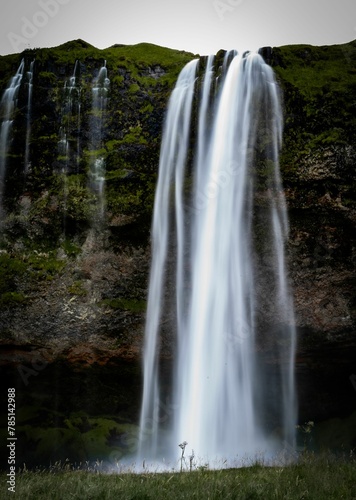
left=68, top=281, right=87, bottom=296
left=25, top=253, right=65, bottom=280
left=100, top=298, right=146, bottom=313
left=273, top=42, right=356, bottom=98
left=128, top=83, right=140, bottom=94
left=0, top=253, right=26, bottom=294
left=61, top=239, right=81, bottom=258
left=0, top=291, right=27, bottom=306
left=4, top=454, right=356, bottom=499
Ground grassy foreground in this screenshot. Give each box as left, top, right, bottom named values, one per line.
left=2, top=454, right=356, bottom=499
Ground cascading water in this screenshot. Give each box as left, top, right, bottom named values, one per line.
left=138, top=51, right=297, bottom=467
left=0, top=59, right=25, bottom=222
left=89, top=61, right=110, bottom=219
left=24, top=60, right=34, bottom=173
left=58, top=126, right=69, bottom=228
left=67, top=60, right=81, bottom=170
left=58, top=61, right=82, bottom=231
left=60, top=61, right=81, bottom=170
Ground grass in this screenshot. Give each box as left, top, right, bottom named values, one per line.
left=2, top=453, right=356, bottom=499
left=99, top=297, right=147, bottom=312
left=273, top=41, right=356, bottom=98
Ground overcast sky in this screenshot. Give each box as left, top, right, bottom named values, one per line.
left=1, top=0, right=356, bottom=56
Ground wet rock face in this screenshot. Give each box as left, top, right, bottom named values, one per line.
left=0, top=233, right=149, bottom=347
left=289, top=210, right=356, bottom=336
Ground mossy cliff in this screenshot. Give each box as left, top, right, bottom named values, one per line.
left=0, top=40, right=355, bottom=467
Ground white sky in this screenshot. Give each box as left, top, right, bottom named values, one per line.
left=1, top=0, right=356, bottom=56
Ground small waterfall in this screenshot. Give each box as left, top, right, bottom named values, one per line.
left=221, top=49, right=238, bottom=77
left=58, top=126, right=69, bottom=229
left=61, top=60, right=81, bottom=171
left=89, top=61, right=110, bottom=220
left=138, top=59, right=199, bottom=459
left=67, top=60, right=81, bottom=170
left=58, top=61, right=82, bottom=232
left=0, top=59, right=25, bottom=221
left=58, top=127, right=69, bottom=159
left=138, top=51, right=296, bottom=467
left=24, top=60, right=34, bottom=173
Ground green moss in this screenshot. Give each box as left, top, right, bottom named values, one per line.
left=26, top=253, right=65, bottom=280
left=61, top=239, right=81, bottom=257
left=59, top=413, right=139, bottom=460
left=273, top=43, right=356, bottom=98
left=100, top=298, right=146, bottom=312
left=78, top=418, right=138, bottom=459
left=105, top=169, right=131, bottom=180
left=105, top=139, right=122, bottom=152
left=0, top=291, right=27, bottom=306
left=140, top=102, right=154, bottom=114
left=111, top=75, right=124, bottom=86
left=60, top=175, right=96, bottom=224
left=18, top=424, right=85, bottom=463
left=271, top=41, right=356, bottom=186
left=122, top=123, right=148, bottom=144
left=106, top=184, right=146, bottom=216
left=37, top=71, right=58, bottom=86
left=0, top=253, right=26, bottom=294
left=68, top=281, right=87, bottom=296
left=128, top=83, right=140, bottom=94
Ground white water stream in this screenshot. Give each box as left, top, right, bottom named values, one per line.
left=138, top=51, right=296, bottom=467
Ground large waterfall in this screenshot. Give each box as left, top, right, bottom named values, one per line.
left=138, top=51, right=297, bottom=467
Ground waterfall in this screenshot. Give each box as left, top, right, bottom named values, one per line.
left=58, top=61, right=82, bottom=232
left=58, top=126, right=69, bottom=230
left=138, top=51, right=296, bottom=467
left=68, top=60, right=81, bottom=170
left=89, top=61, right=110, bottom=219
left=0, top=59, right=25, bottom=220
left=60, top=61, right=81, bottom=171
left=24, top=60, right=34, bottom=173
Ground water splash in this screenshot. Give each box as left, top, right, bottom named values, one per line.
left=138, top=51, right=296, bottom=467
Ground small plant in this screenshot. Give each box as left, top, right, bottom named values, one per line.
left=297, top=420, right=314, bottom=451
left=189, top=449, right=195, bottom=472
left=179, top=441, right=188, bottom=472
